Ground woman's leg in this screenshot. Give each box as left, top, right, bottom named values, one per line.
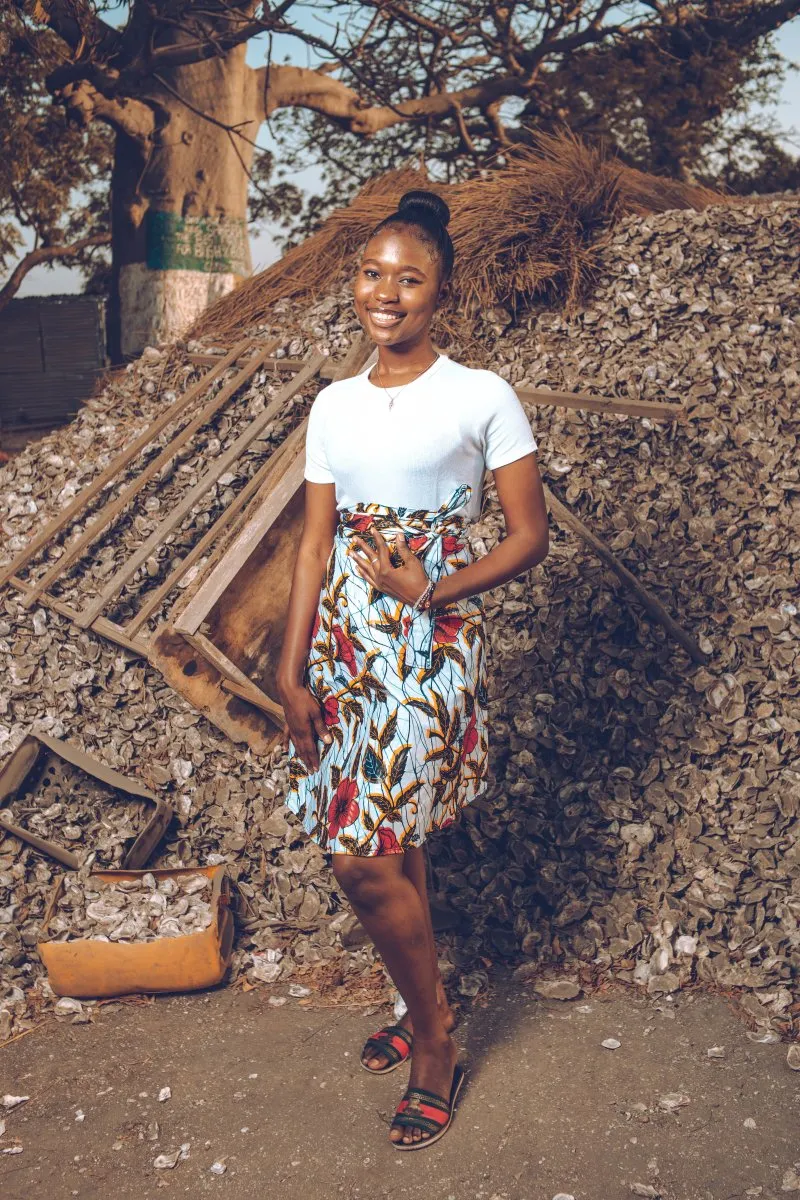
left=362, top=847, right=454, bottom=1069
left=332, top=852, right=457, bottom=1144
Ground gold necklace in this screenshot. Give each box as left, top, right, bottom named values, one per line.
left=372, top=353, right=439, bottom=410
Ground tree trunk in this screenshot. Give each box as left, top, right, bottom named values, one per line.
left=110, top=44, right=258, bottom=359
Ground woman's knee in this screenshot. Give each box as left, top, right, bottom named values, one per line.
left=331, top=854, right=400, bottom=908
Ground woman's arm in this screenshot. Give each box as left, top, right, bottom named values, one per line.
left=276, top=480, right=339, bottom=770
left=350, top=452, right=548, bottom=606
left=432, top=452, right=548, bottom=604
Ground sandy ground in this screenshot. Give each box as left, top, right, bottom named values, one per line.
left=1, top=980, right=798, bottom=1200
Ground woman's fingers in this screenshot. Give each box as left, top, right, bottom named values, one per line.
left=393, top=532, right=411, bottom=563
left=349, top=535, right=379, bottom=581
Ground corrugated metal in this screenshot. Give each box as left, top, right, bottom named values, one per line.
left=0, top=296, right=107, bottom=431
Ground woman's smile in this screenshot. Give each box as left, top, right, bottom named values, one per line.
left=368, top=308, right=405, bottom=327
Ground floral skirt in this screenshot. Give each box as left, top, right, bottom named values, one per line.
left=285, top=483, right=488, bottom=856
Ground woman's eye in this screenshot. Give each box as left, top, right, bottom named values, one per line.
left=400, top=277, right=420, bottom=286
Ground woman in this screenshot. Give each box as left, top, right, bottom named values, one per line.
left=277, top=190, right=549, bottom=1150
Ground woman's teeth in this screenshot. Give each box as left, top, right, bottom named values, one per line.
left=370, top=311, right=403, bottom=325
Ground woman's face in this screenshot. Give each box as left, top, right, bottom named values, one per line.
left=353, top=226, right=444, bottom=349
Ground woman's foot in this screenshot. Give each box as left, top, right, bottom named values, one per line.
left=361, top=981, right=455, bottom=1072
left=389, top=1032, right=459, bottom=1146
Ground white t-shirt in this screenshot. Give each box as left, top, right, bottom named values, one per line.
left=303, top=354, right=537, bottom=521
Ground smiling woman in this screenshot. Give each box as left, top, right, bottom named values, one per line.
left=275, top=189, right=549, bottom=1152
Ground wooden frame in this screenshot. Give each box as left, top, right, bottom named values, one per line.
left=0, top=339, right=324, bottom=658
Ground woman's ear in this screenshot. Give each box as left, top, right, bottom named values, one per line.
left=437, top=278, right=451, bottom=306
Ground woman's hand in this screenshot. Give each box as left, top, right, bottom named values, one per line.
left=348, top=524, right=429, bottom=606
left=278, top=682, right=332, bottom=772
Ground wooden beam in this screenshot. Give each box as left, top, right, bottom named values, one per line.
left=181, top=630, right=285, bottom=726
left=75, top=354, right=325, bottom=629
left=543, top=484, right=709, bottom=664
left=172, top=336, right=374, bottom=638
left=174, top=450, right=306, bottom=637
left=0, top=338, right=254, bottom=592
left=6, top=574, right=148, bottom=656
left=517, top=388, right=685, bottom=420
left=19, top=340, right=277, bottom=611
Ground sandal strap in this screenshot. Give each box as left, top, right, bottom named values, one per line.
left=391, top=1089, right=450, bottom=1136
left=378, top=1024, right=413, bottom=1048
left=362, top=1025, right=413, bottom=1065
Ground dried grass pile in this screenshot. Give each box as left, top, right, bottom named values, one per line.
left=194, top=129, right=730, bottom=344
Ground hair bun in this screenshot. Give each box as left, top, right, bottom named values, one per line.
left=397, top=189, right=450, bottom=228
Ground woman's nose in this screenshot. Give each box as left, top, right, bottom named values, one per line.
left=374, top=275, right=398, bottom=302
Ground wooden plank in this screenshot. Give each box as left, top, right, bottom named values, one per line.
left=171, top=335, right=373, bottom=636
left=147, top=624, right=278, bottom=755
left=76, top=354, right=325, bottom=629
left=0, top=337, right=253, bottom=592
left=6, top=574, right=147, bottom=656
left=124, top=380, right=307, bottom=638
left=517, top=387, right=685, bottom=420
left=182, top=630, right=285, bottom=725
left=543, top=484, right=709, bottom=664
left=174, top=450, right=306, bottom=637
left=19, top=340, right=277, bottom=611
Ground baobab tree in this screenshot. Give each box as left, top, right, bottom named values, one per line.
left=7, top=1, right=800, bottom=357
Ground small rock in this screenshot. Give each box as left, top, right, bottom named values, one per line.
left=288, top=983, right=311, bottom=998
left=210, top=1162, right=227, bottom=1175
left=1, top=1095, right=29, bottom=1111
left=658, top=1092, right=690, bottom=1112
left=158, top=1087, right=171, bottom=1103
left=787, top=1045, right=800, bottom=1071
left=781, top=1167, right=800, bottom=1192
left=630, top=1186, right=660, bottom=1198
left=534, top=979, right=582, bottom=1001
left=601, top=1038, right=621, bottom=1050
left=706, top=1046, right=726, bottom=1058
left=743, top=1118, right=757, bottom=1129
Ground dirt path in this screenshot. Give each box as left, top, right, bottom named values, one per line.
left=1, top=981, right=797, bottom=1200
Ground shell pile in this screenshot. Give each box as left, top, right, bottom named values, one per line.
left=1, top=193, right=798, bottom=1043
left=48, top=872, right=213, bottom=943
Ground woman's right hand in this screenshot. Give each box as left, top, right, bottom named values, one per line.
left=278, top=682, right=332, bottom=772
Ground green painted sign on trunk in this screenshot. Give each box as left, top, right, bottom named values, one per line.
left=146, top=211, right=248, bottom=274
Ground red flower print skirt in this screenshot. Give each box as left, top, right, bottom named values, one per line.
left=285, top=484, right=488, bottom=856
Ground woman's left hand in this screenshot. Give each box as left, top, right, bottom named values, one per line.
left=349, top=524, right=430, bottom=606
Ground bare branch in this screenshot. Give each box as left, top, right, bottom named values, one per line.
left=257, top=62, right=530, bottom=135
left=0, top=231, right=110, bottom=316
left=27, top=0, right=121, bottom=55
left=58, top=79, right=157, bottom=146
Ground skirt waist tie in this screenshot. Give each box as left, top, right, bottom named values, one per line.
left=337, top=483, right=473, bottom=671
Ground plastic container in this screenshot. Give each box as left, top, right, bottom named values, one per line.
left=37, top=865, right=234, bottom=999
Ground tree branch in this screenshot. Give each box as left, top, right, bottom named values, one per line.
left=58, top=80, right=157, bottom=146
left=0, top=232, right=111, bottom=316
left=27, top=0, right=121, bottom=56
left=257, top=62, right=531, bottom=135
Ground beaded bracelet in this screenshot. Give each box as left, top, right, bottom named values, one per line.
left=412, top=577, right=436, bottom=614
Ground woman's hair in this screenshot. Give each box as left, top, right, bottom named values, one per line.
left=369, top=189, right=454, bottom=282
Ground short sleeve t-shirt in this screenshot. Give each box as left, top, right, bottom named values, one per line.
left=303, top=354, right=537, bottom=521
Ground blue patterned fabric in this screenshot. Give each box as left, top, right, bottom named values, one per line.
left=285, top=484, right=488, bottom=856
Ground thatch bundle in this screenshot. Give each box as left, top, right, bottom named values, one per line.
left=194, top=130, right=730, bottom=343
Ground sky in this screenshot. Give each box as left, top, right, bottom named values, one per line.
left=15, top=10, right=800, bottom=297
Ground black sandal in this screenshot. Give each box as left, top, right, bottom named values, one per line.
left=360, top=1024, right=414, bottom=1075
left=391, top=1062, right=465, bottom=1150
